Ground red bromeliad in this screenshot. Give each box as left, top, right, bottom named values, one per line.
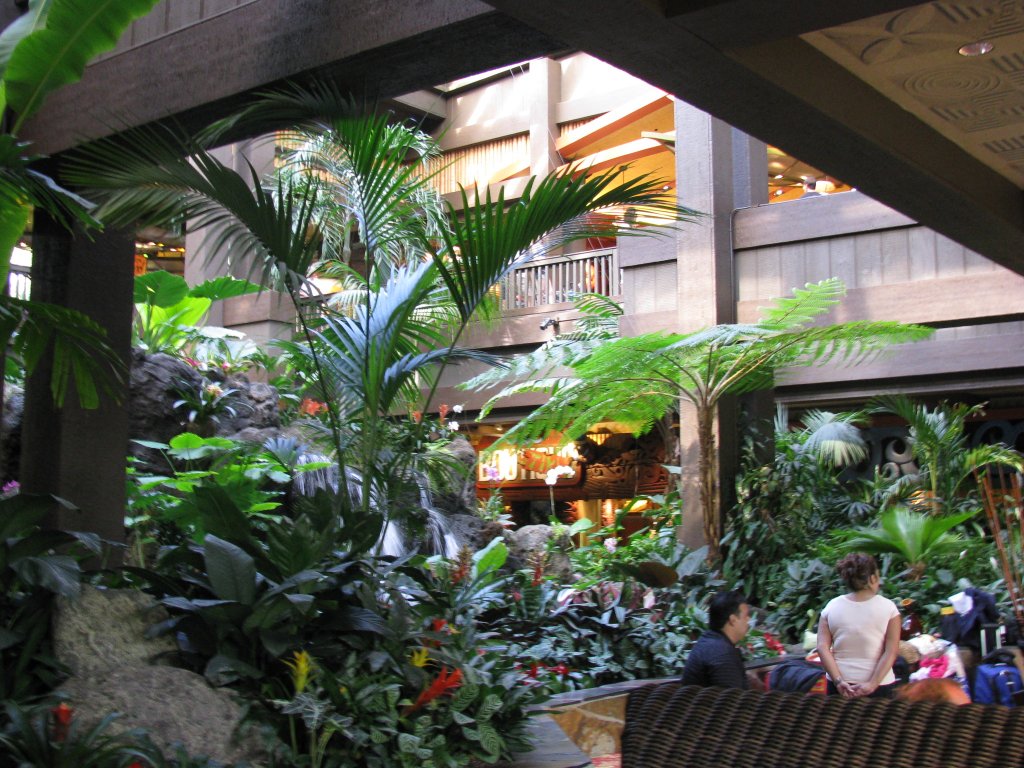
left=404, top=666, right=462, bottom=715
left=51, top=703, right=73, bottom=742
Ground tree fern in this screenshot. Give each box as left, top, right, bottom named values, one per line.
left=481, top=279, right=933, bottom=559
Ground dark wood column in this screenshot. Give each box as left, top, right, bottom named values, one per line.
left=20, top=209, right=134, bottom=548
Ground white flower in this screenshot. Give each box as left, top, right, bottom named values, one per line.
left=604, top=537, right=617, bottom=553
left=544, top=465, right=574, bottom=485
left=452, top=404, right=463, bottom=414
left=447, top=420, right=460, bottom=431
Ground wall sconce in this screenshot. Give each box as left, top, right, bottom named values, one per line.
left=539, top=317, right=561, bottom=331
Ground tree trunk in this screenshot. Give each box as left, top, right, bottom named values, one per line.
left=697, top=404, right=720, bottom=560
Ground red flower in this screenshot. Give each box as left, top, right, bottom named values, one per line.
left=411, top=410, right=423, bottom=423
left=438, top=403, right=450, bottom=421
left=404, top=666, right=462, bottom=714
left=51, top=703, right=73, bottom=742
left=527, top=662, right=542, bottom=679
left=431, top=618, right=448, bottom=633
left=549, top=664, right=570, bottom=677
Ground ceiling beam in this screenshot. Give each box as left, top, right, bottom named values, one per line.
left=20, top=0, right=563, bottom=155
left=662, top=1, right=924, bottom=47
left=483, top=0, right=1024, bottom=276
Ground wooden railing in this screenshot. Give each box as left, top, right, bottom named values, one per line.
left=499, top=249, right=620, bottom=310
left=6, top=264, right=30, bottom=300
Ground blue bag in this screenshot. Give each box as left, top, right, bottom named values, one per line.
left=973, top=653, right=1023, bottom=706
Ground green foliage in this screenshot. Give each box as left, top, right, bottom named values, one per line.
left=473, top=278, right=933, bottom=559
left=127, top=434, right=292, bottom=550
left=171, top=378, right=251, bottom=434
left=0, top=493, right=100, bottom=704
left=2, top=0, right=160, bottom=131
left=67, top=82, right=697, bottom=549
left=133, top=271, right=261, bottom=354
left=832, top=506, right=977, bottom=579
left=870, top=395, right=1024, bottom=514
left=723, top=406, right=872, bottom=604
left=0, top=0, right=153, bottom=409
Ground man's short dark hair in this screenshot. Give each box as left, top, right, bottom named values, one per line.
left=708, top=589, right=747, bottom=632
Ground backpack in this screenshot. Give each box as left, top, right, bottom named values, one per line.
left=973, top=651, right=1023, bottom=706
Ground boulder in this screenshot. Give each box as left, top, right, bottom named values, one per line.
left=60, top=665, right=265, bottom=765
left=431, top=435, right=478, bottom=517
left=54, top=586, right=268, bottom=765
left=505, top=524, right=573, bottom=582
left=53, top=586, right=176, bottom=677
left=448, top=513, right=506, bottom=553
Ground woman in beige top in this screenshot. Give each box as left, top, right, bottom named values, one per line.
left=817, top=552, right=901, bottom=699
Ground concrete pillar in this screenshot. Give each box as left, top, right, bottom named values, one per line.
left=673, top=99, right=765, bottom=547
left=21, top=210, right=134, bottom=548
left=528, top=57, right=560, bottom=178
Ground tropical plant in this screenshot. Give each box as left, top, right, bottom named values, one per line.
left=470, top=278, right=932, bottom=559
left=64, top=81, right=698, bottom=553
left=132, top=270, right=261, bottom=354
left=870, top=395, right=1024, bottom=515
left=0, top=0, right=159, bottom=408
left=833, top=506, right=977, bottom=579
left=171, top=378, right=250, bottom=435
left=723, top=405, right=870, bottom=603
left=0, top=701, right=161, bottom=768
left=0, top=492, right=100, bottom=704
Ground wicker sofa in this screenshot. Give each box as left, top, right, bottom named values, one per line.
left=622, top=682, right=1024, bottom=768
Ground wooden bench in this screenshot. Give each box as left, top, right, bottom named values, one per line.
left=622, top=682, right=1024, bottom=768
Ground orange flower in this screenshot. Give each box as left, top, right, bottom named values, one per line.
left=438, top=403, right=450, bottom=421
left=404, top=666, right=463, bottom=714
left=411, top=410, right=423, bottom=423
left=299, top=398, right=327, bottom=416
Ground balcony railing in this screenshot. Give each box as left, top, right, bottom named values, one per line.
left=499, top=249, right=620, bottom=311
left=6, top=264, right=30, bottom=300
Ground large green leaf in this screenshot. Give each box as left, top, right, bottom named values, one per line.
left=0, top=0, right=50, bottom=82
left=4, top=0, right=161, bottom=130
left=189, top=276, right=262, bottom=302
left=10, top=554, right=81, bottom=598
left=203, top=534, right=257, bottom=606
left=134, top=269, right=189, bottom=307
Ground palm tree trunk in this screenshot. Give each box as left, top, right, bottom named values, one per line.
left=696, top=404, right=720, bottom=560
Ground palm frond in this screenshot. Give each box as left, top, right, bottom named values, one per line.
left=2, top=296, right=125, bottom=407
left=435, top=168, right=699, bottom=322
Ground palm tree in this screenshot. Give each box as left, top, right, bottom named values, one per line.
left=835, top=506, right=975, bottom=579
left=468, top=278, right=933, bottom=560
left=0, top=0, right=159, bottom=407
left=64, top=82, right=699, bottom=548
left=870, top=395, right=1024, bottom=515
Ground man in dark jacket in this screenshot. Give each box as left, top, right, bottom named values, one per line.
left=681, top=590, right=751, bottom=689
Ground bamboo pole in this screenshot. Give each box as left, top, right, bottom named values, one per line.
left=977, top=470, right=1024, bottom=634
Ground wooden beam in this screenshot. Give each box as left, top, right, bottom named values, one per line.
left=481, top=0, right=1024, bottom=276
left=737, top=272, right=1024, bottom=327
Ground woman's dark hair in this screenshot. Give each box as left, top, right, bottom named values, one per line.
left=836, top=552, right=878, bottom=591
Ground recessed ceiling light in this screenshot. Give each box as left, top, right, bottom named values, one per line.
left=773, top=189, right=784, bottom=196
left=773, top=174, right=784, bottom=179
left=959, top=40, right=993, bottom=56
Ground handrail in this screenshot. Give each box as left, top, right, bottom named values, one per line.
left=499, top=249, right=620, bottom=311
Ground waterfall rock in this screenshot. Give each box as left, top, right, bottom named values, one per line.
left=448, top=513, right=506, bottom=553
left=128, top=351, right=282, bottom=470
left=505, top=524, right=573, bottom=582
left=54, top=586, right=268, bottom=764
left=431, top=434, right=478, bottom=516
